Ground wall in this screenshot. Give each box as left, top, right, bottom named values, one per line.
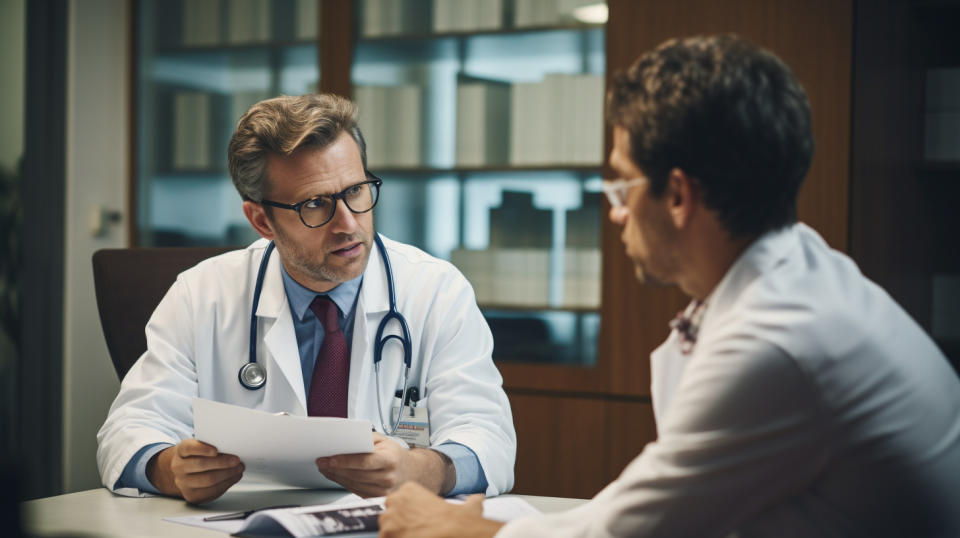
left=0, top=0, right=25, bottom=466
left=0, top=0, right=25, bottom=172
left=62, top=0, right=129, bottom=492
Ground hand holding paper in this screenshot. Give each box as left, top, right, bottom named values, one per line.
left=148, top=439, right=245, bottom=504
left=316, top=432, right=453, bottom=498
left=192, top=398, right=374, bottom=489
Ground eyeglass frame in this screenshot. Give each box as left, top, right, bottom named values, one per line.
left=259, top=172, right=383, bottom=228
left=601, top=178, right=646, bottom=209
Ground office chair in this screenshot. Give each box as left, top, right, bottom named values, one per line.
left=92, top=246, right=233, bottom=381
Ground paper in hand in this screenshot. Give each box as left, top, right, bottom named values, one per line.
left=192, top=398, right=374, bottom=489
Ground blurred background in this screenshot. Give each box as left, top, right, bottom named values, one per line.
left=1, top=0, right=958, bottom=509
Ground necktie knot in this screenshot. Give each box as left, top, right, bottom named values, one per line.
left=309, top=295, right=340, bottom=335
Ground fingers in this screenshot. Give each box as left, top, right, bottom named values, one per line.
left=320, top=467, right=395, bottom=498
left=179, top=469, right=244, bottom=505
left=178, top=464, right=245, bottom=489
left=462, top=494, right=484, bottom=517
left=317, top=450, right=390, bottom=472
left=176, top=439, right=220, bottom=458
left=384, top=482, right=424, bottom=507
left=172, top=451, right=242, bottom=475
left=170, top=440, right=244, bottom=504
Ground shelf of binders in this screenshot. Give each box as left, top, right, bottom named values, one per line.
left=155, top=39, right=319, bottom=56
left=353, top=68, right=606, bottom=170
left=357, top=23, right=604, bottom=42
left=358, top=0, right=607, bottom=39
left=371, top=165, right=602, bottom=175
left=151, top=0, right=320, bottom=54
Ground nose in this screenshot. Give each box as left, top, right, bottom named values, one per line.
left=327, top=198, right=359, bottom=233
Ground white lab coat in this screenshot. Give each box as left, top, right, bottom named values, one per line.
left=97, top=235, right=516, bottom=497
left=498, top=223, right=960, bottom=537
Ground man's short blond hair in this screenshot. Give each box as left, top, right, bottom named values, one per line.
left=227, top=93, right=367, bottom=202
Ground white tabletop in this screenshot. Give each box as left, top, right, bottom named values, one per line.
left=23, top=482, right=587, bottom=537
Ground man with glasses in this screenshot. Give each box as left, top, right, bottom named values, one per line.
left=378, top=35, right=960, bottom=537
left=97, top=94, right=516, bottom=504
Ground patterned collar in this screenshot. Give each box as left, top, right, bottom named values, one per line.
left=669, top=300, right=708, bottom=354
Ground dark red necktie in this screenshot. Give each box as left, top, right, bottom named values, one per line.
left=307, top=296, right=349, bottom=417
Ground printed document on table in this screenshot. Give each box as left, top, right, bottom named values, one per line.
left=165, top=494, right=542, bottom=536
left=193, top=398, right=374, bottom=489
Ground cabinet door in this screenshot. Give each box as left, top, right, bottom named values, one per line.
left=133, top=0, right=322, bottom=247
left=605, top=400, right=657, bottom=482
left=508, top=392, right=609, bottom=498
left=351, top=0, right=610, bottom=387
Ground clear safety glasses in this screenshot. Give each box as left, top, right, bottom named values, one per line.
left=601, top=178, right=645, bottom=208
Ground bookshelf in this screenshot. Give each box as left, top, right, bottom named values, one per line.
left=352, top=0, right=607, bottom=368
left=133, top=0, right=321, bottom=247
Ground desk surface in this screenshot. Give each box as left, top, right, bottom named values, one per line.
left=23, top=483, right=587, bottom=537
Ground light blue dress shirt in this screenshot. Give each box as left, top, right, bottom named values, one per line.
left=116, top=259, right=487, bottom=495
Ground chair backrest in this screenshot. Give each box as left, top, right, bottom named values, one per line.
left=92, top=246, right=233, bottom=381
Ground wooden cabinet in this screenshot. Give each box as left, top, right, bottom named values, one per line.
left=508, top=393, right=655, bottom=498
left=850, top=0, right=960, bottom=372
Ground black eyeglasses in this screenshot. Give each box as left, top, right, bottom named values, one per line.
left=260, top=172, right=382, bottom=228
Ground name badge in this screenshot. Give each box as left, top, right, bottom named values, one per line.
left=390, top=405, right=430, bottom=448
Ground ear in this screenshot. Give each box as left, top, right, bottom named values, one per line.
left=665, top=168, right=698, bottom=229
left=242, top=200, right=276, bottom=240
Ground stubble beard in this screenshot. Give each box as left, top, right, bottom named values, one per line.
left=276, top=227, right=372, bottom=287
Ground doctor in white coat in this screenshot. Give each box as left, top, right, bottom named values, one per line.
left=96, top=94, right=516, bottom=504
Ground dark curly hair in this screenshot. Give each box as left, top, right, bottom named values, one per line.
left=606, top=34, right=814, bottom=238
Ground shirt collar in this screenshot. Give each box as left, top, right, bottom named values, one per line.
left=280, top=263, right=363, bottom=321
left=695, top=222, right=801, bottom=334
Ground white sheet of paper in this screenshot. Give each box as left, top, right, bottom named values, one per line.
left=193, top=398, right=374, bottom=489
left=448, top=496, right=542, bottom=522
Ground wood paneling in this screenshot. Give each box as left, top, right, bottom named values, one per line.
left=850, top=1, right=960, bottom=372
left=849, top=0, right=930, bottom=326
left=507, top=393, right=658, bottom=499
left=499, top=360, right=610, bottom=393
left=605, top=400, right=657, bottom=483
left=602, top=0, right=853, bottom=397
left=319, top=0, right=354, bottom=99
left=508, top=392, right=609, bottom=498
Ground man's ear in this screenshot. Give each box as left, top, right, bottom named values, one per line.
left=666, top=167, right=698, bottom=229
left=242, top=200, right=276, bottom=240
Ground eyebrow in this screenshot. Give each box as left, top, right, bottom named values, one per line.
left=301, top=179, right=366, bottom=200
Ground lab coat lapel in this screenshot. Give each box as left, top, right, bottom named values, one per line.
left=650, top=325, right=689, bottom=429
left=348, top=235, right=392, bottom=419
left=256, top=249, right=307, bottom=414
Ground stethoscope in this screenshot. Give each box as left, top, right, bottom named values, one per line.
left=239, top=234, right=416, bottom=435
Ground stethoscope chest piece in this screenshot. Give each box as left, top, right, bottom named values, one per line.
left=239, top=361, right=266, bottom=390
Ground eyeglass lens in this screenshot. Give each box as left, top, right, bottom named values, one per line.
left=300, top=181, right=380, bottom=227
